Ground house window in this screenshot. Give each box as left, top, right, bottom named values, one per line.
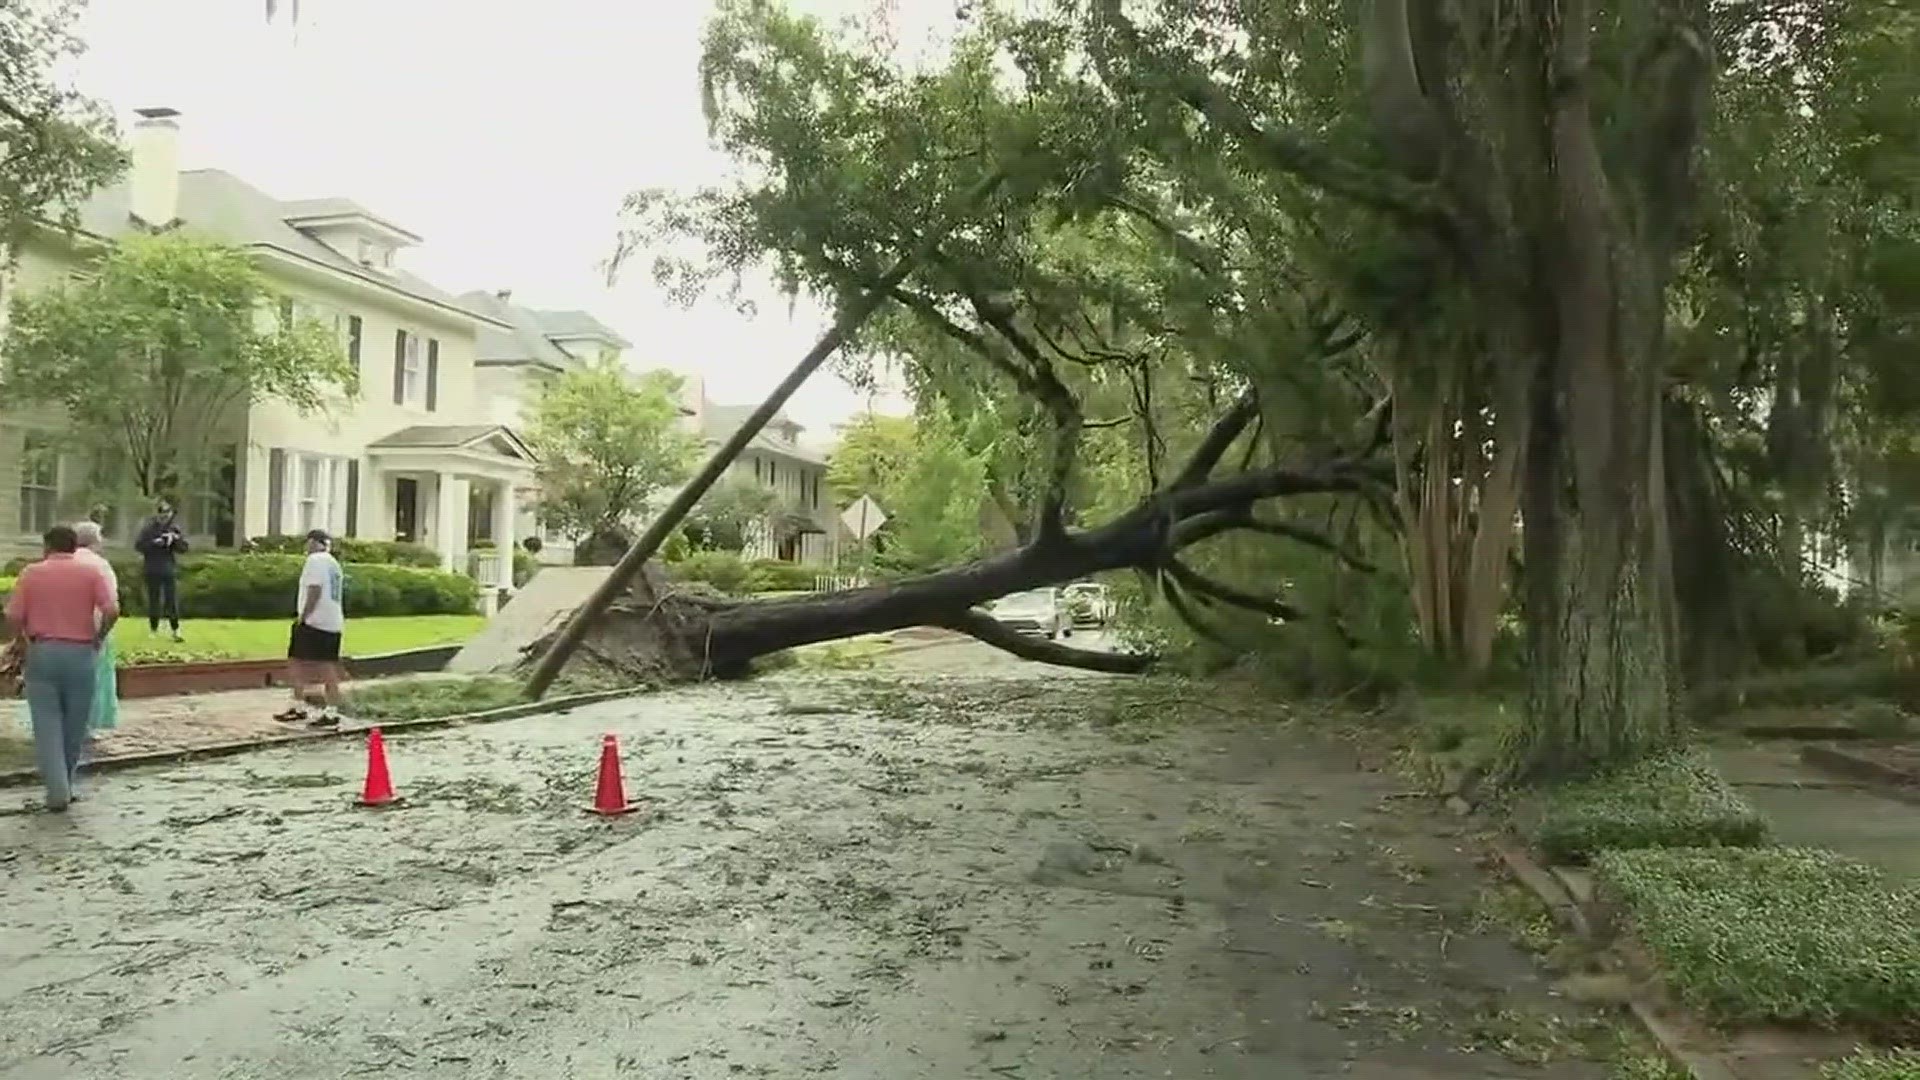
left=295, top=454, right=334, bottom=532
left=17, top=434, right=59, bottom=535
left=401, top=332, right=422, bottom=404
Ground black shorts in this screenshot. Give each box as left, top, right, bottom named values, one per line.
left=287, top=621, right=343, bottom=663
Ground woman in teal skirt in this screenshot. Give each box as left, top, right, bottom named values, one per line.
left=73, top=522, right=119, bottom=743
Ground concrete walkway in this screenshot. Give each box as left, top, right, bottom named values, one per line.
left=1711, top=741, right=1920, bottom=883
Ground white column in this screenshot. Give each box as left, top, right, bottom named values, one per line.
left=493, top=479, right=515, bottom=591
left=435, top=473, right=463, bottom=571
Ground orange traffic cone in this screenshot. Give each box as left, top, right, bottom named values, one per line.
left=587, top=733, right=637, bottom=816
left=357, top=727, right=398, bottom=807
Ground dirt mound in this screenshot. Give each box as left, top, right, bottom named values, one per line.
left=517, top=564, right=734, bottom=687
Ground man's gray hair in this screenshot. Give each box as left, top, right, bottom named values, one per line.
left=73, top=521, right=104, bottom=548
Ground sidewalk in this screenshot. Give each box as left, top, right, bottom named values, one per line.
left=1711, top=740, right=1920, bottom=883
left=3, top=687, right=300, bottom=772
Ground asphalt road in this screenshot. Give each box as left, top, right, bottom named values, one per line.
left=0, top=638, right=1606, bottom=1079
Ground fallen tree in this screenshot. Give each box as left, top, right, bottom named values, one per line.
left=525, top=398, right=1384, bottom=684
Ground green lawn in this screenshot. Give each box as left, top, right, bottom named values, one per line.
left=113, top=615, right=487, bottom=665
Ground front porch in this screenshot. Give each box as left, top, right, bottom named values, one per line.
left=365, top=425, right=537, bottom=605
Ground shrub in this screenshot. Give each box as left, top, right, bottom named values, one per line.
left=0, top=575, right=13, bottom=598
left=242, top=535, right=441, bottom=568
left=1825, top=1050, right=1920, bottom=1080
left=1530, top=748, right=1768, bottom=863
left=1595, top=847, right=1920, bottom=1033
left=742, top=558, right=816, bottom=593
left=97, top=553, right=477, bottom=619
left=668, top=551, right=749, bottom=594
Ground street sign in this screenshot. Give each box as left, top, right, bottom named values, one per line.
left=841, top=494, right=888, bottom=541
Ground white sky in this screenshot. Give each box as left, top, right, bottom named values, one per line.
left=67, top=0, right=948, bottom=441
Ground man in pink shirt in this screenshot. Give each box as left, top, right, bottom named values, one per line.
left=5, top=524, right=119, bottom=810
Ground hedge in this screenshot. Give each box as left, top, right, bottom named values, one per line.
left=667, top=552, right=819, bottom=595
left=4, top=553, right=475, bottom=619
left=243, top=535, right=441, bottom=568
left=1595, top=846, right=1920, bottom=1033
left=1529, top=748, right=1768, bottom=863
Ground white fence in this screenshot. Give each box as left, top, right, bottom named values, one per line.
left=813, top=573, right=869, bottom=593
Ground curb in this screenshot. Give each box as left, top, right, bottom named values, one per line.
left=0, top=685, right=649, bottom=790
left=1800, top=744, right=1920, bottom=810
left=1489, top=839, right=1739, bottom=1080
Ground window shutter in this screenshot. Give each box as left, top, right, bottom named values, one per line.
left=348, top=315, right=363, bottom=368
left=267, top=448, right=286, bottom=535
left=426, top=338, right=440, bottom=412
left=392, top=329, right=407, bottom=404
left=344, top=459, right=360, bottom=537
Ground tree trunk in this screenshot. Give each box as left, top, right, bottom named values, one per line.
left=530, top=523, right=1164, bottom=683
left=1506, top=1, right=1689, bottom=778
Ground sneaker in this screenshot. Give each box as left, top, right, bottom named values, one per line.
left=307, top=712, right=341, bottom=729
left=170, top=630, right=184, bottom=643
left=273, top=708, right=308, bottom=723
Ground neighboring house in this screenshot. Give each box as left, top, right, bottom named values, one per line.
left=682, top=375, right=837, bottom=565
left=459, top=288, right=681, bottom=564
left=0, top=108, right=530, bottom=593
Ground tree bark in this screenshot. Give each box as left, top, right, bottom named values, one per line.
left=1505, top=0, right=1691, bottom=778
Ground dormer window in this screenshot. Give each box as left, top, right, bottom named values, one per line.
left=357, top=238, right=394, bottom=271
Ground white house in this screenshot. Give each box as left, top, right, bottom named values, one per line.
left=0, top=108, right=531, bottom=591
left=681, top=376, right=837, bottom=564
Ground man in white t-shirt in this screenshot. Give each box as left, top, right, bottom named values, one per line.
left=277, top=529, right=347, bottom=728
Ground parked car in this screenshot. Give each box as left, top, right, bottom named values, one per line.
left=986, top=588, right=1071, bottom=639
left=1062, top=582, right=1113, bottom=628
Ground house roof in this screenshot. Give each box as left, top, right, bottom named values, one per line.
left=278, top=197, right=423, bottom=242
left=530, top=309, right=631, bottom=349
left=456, top=290, right=580, bottom=371
left=367, top=424, right=535, bottom=460
left=701, top=402, right=827, bottom=466
left=61, top=169, right=499, bottom=327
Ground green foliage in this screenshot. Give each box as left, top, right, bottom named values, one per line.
left=1824, top=1050, right=1920, bottom=1080
left=667, top=551, right=750, bottom=594
left=743, top=559, right=815, bottom=593
left=873, top=409, right=987, bottom=572
left=1530, top=750, right=1769, bottom=864
left=0, top=1, right=124, bottom=247
left=243, top=535, right=441, bottom=568
left=177, top=555, right=477, bottom=619
left=682, top=478, right=777, bottom=553
left=1, top=553, right=478, bottom=620
left=1595, top=847, right=1920, bottom=1033
left=0, top=235, right=358, bottom=503
left=667, top=552, right=816, bottom=594
left=0, top=575, right=13, bottom=599
left=827, top=412, right=916, bottom=508
left=524, top=361, right=699, bottom=545
left=344, top=675, right=526, bottom=723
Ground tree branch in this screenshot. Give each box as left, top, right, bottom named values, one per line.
left=1165, top=560, right=1303, bottom=622
left=939, top=610, right=1154, bottom=673
left=967, top=295, right=1082, bottom=545
left=1172, top=509, right=1376, bottom=571
left=1171, top=391, right=1259, bottom=487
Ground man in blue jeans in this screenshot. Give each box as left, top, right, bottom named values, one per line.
left=4, top=524, right=120, bottom=810
left=133, top=498, right=189, bottom=641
